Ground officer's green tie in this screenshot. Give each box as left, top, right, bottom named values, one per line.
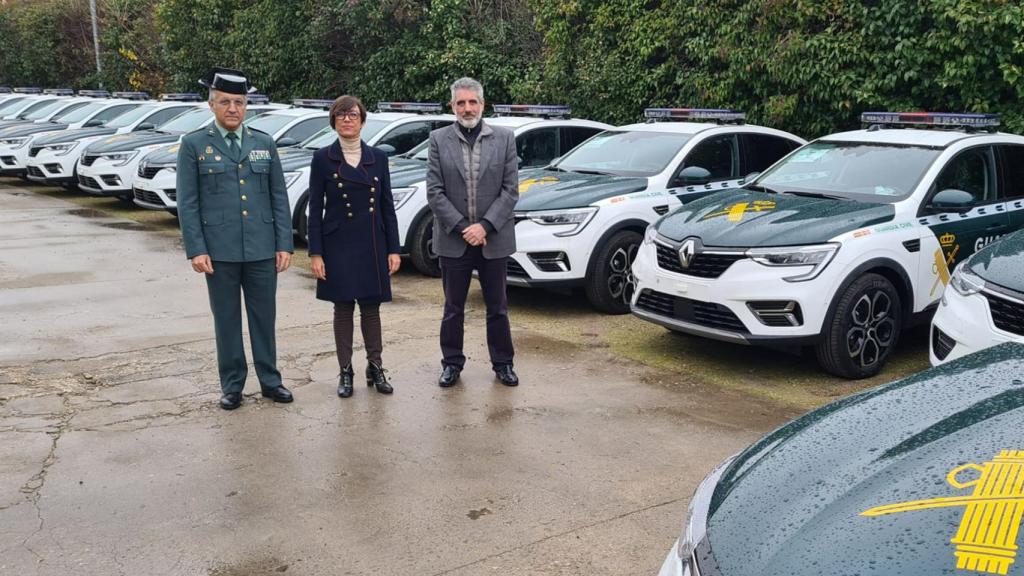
left=226, top=132, right=239, bottom=158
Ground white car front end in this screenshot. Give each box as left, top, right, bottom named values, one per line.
left=78, top=144, right=164, bottom=197
left=133, top=163, right=177, bottom=211
left=0, top=134, right=35, bottom=174
left=25, top=138, right=87, bottom=183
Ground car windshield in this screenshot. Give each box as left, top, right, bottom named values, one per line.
left=552, top=130, right=693, bottom=176
left=409, top=140, right=429, bottom=160
left=301, top=119, right=391, bottom=150
left=22, top=99, right=65, bottom=120
left=244, top=112, right=297, bottom=135
left=752, top=141, right=943, bottom=202
left=0, top=97, right=26, bottom=113
left=157, top=108, right=213, bottom=133
left=104, top=104, right=158, bottom=128
left=52, top=102, right=104, bottom=123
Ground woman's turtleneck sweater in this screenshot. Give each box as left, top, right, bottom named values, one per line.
left=340, top=135, right=361, bottom=168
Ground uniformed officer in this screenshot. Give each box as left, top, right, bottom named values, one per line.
left=177, top=67, right=295, bottom=410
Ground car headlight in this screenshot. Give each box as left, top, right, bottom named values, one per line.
left=950, top=260, right=985, bottom=296
left=747, top=243, right=840, bottom=282
left=283, top=171, right=302, bottom=189
left=45, top=141, right=79, bottom=156
left=391, top=186, right=417, bottom=210
left=0, top=137, right=28, bottom=149
left=516, top=207, right=598, bottom=237
left=101, top=151, right=138, bottom=166
left=677, top=455, right=736, bottom=563
left=643, top=224, right=658, bottom=245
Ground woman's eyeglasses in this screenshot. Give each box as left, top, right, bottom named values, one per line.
left=335, top=111, right=361, bottom=121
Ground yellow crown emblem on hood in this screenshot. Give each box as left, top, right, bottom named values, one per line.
left=940, top=233, right=957, bottom=247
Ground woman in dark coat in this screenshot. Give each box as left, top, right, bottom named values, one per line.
left=308, top=95, right=401, bottom=398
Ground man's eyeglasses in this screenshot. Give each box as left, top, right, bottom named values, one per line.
left=335, top=111, right=361, bottom=121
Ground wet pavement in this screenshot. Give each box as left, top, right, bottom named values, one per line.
left=0, top=180, right=801, bottom=575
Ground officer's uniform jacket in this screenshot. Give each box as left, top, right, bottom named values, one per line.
left=177, top=125, right=294, bottom=261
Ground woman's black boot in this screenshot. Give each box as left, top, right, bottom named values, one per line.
left=337, top=364, right=354, bottom=398
left=366, top=361, right=393, bottom=394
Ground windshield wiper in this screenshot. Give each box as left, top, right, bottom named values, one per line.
left=783, top=190, right=845, bottom=200
left=571, top=169, right=615, bottom=176
left=745, top=184, right=781, bottom=194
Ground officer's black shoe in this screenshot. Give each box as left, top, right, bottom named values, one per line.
left=260, top=385, right=294, bottom=403
left=366, top=362, right=393, bottom=395
left=338, top=364, right=354, bottom=398
left=438, top=364, right=461, bottom=388
left=220, top=392, right=242, bottom=410
left=494, top=365, right=519, bottom=387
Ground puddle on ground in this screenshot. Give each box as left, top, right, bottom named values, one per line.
left=209, top=557, right=291, bottom=576
left=99, top=221, right=152, bottom=231
left=67, top=208, right=108, bottom=218
left=467, top=507, right=492, bottom=520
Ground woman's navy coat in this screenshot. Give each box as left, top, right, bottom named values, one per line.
left=307, top=140, right=400, bottom=303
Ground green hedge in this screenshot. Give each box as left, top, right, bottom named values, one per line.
left=2, top=0, right=1023, bottom=137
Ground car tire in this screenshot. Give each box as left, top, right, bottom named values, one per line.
left=410, top=214, right=441, bottom=277
left=585, top=230, right=642, bottom=314
left=816, top=273, right=902, bottom=379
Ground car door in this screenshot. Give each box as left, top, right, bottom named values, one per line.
left=515, top=126, right=560, bottom=168
left=667, top=134, right=739, bottom=201
left=559, top=126, right=603, bottom=158
left=375, top=120, right=435, bottom=156
left=140, top=106, right=193, bottom=130
left=739, top=133, right=802, bottom=180
left=278, top=117, right=326, bottom=147
left=997, top=144, right=1024, bottom=238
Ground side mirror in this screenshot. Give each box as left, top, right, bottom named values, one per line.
left=83, top=119, right=104, bottom=127
left=134, top=123, right=155, bottom=131
left=277, top=137, right=298, bottom=147
left=516, top=155, right=523, bottom=167
left=675, top=165, right=712, bottom=186
left=378, top=144, right=396, bottom=156
left=742, top=171, right=760, bottom=184
left=929, top=188, right=975, bottom=212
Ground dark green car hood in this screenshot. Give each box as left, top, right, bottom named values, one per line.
left=32, top=126, right=116, bottom=146
left=514, top=169, right=648, bottom=211
left=0, top=122, right=68, bottom=138
left=655, top=190, right=895, bottom=247
left=705, top=343, right=1024, bottom=576
left=85, top=130, right=178, bottom=153
left=969, top=229, right=1024, bottom=293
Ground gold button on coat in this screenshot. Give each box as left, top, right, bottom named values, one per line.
left=347, top=212, right=353, bottom=218
left=369, top=197, right=375, bottom=204
left=242, top=210, right=249, bottom=216
left=337, top=183, right=342, bottom=188
left=370, top=187, right=375, bottom=192
left=241, top=195, right=247, bottom=201
left=240, top=179, right=245, bottom=185
left=369, top=207, right=375, bottom=213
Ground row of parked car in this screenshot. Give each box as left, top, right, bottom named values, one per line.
left=2, top=88, right=1022, bottom=381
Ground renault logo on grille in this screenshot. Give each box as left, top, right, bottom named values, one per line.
left=678, top=238, right=700, bottom=268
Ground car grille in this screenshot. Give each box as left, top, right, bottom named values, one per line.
left=26, top=165, right=44, bottom=178
left=655, top=242, right=746, bottom=278
left=986, top=291, right=1024, bottom=337
left=0, top=156, right=16, bottom=166
left=137, top=164, right=162, bottom=179
left=28, top=146, right=43, bottom=157
left=133, top=187, right=165, bottom=206
left=80, top=154, right=98, bottom=166
left=507, top=259, right=528, bottom=278
left=932, top=326, right=956, bottom=361
left=78, top=175, right=101, bottom=189
left=166, top=189, right=176, bottom=201
left=635, top=289, right=748, bottom=333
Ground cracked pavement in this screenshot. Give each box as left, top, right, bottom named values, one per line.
left=0, top=182, right=797, bottom=575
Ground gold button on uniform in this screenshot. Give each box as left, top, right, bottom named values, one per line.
left=242, top=210, right=249, bottom=216
left=369, top=207, right=375, bottom=213
left=238, top=163, right=243, bottom=169
left=208, top=168, right=214, bottom=173
left=239, top=179, right=245, bottom=185
left=342, top=194, right=348, bottom=199
left=369, top=198, right=375, bottom=204
left=241, top=195, right=247, bottom=201
left=337, top=183, right=342, bottom=189
left=370, top=187, right=375, bottom=192
left=347, top=212, right=353, bottom=218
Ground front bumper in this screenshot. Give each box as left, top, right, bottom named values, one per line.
left=25, top=147, right=77, bottom=183
left=630, top=239, right=828, bottom=344
left=503, top=219, right=593, bottom=288
left=132, top=169, right=176, bottom=212
left=930, top=286, right=1022, bottom=365
left=77, top=156, right=141, bottom=196
left=0, top=143, right=31, bottom=175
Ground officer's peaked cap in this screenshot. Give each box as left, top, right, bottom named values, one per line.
left=199, top=67, right=256, bottom=95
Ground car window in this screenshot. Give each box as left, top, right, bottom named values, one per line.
left=560, top=126, right=603, bottom=155
left=282, top=117, right=326, bottom=143
left=20, top=99, right=64, bottom=119
left=51, top=102, right=103, bottom=123
left=90, top=104, right=138, bottom=124
left=245, top=112, right=298, bottom=135
left=102, top=104, right=156, bottom=128
left=741, top=133, right=802, bottom=175
left=998, top=145, right=1024, bottom=200
left=141, top=106, right=191, bottom=128
left=932, top=146, right=996, bottom=205
left=376, top=121, right=433, bottom=155
left=157, top=108, right=214, bottom=133
left=0, top=97, right=26, bottom=113
left=682, top=135, right=738, bottom=181
left=553, top=130, right=693, bottom=177
left=516, top=127, right=559, bottom=167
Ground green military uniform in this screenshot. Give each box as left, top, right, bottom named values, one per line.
left=177, top=120, right=294, bottom=395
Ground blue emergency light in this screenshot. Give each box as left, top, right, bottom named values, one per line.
left=13, top=87, right=42, bottom=94
left=860, top=112, right=1000, bottom=129
left=43, top=88, right=76, bottom=96
left=377, top=102, right=443, bottom=114
left=492, top=104, right=571, bottom=119
left=292, top=99, right=334, bottom=110
left=0, top=87, right=12, bottom=94
left=161, top=93, right=203, bottom=102
left=111, top=91, right=150, bottom=100
left=78, top=90, right=111, bottom=98
left=247, top=94, right=270, bottom=105
left=644, top=108, right=746, bottom=123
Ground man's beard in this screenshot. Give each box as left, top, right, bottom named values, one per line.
left=457, top=115, right=480, bottom=129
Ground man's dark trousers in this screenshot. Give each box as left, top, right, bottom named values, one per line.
left=205, top=258, right=282, bottom=394
left=440, top=245, right=514, bottom=369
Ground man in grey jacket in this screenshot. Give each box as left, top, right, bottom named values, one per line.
left=426, top=77, right=519, bottom=388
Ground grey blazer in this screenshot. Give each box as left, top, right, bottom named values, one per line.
left=426, top=121, right=519, bottom=259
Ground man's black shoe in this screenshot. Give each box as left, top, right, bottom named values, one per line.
left=494, top=365, right=519, bottom=387
left=220, top=392, right=242, bottom=410
left=438, top=365, right=461, bottom=388
left=260, top=385, right=294, bottom=403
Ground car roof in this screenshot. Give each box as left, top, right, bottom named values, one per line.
left=368, top=112, right=455, bottom=122
left=818, top=127, right=1024, bottom=147
left=269, top=107, right=328, bottom=118
left=615, top=121, right=748, bottom=134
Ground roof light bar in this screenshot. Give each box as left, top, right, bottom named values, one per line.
left=292, top=99, right=334, bottom=110
left=161, top=93, right=203, bottom=102
left=860, top=112, right=1000, bottom=129
left=43, top=88, right=76, bottom=96
left=492, top=104, right=571, bottom=119
left=78, top=90, right=111, bottom=98
left=13, top=87, right=43, bottom=94
left=376, top=101, right=444, bottom=114
left=0, top=87, right=12, bottom=94
left=644, top=108, right=746, bottom=123
left=247, top=94, right=270, bottom=105
left=111, top=91, right=150, bottom=100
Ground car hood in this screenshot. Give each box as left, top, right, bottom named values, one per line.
left=704, top=343, right=1024, bottom=576
left=514, top=169, right=648, bottom=211
left=0, top=122, right=68, bottom=138
left=388, top=164, right=429, bottom=187
left=32, top=126, right=116, bottom=146
left=969, top=228, right=1024, bottom=293
left=280, top=150, right=313, bottom=172
left=85, top=130, right=178, bottom=153
left=655, top=189, right=895, bottom=247
left=388, top=156, right=427, bottom=174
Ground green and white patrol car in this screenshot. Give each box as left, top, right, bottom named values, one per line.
left=632, top=112, right=1024, bottom=378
